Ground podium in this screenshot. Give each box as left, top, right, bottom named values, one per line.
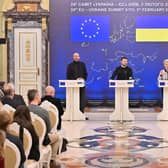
left=157, top=80, right=168, bottom=120
left=59, top=80, right=85, bottom=121
left=109, top=80, right=135, bottom=122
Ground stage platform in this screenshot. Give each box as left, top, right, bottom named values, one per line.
left=84, top=107, right=160, bottom=121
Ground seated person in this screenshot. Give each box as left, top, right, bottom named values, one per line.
left=1, top=83, right=25, bottom=109
left=27, top=89, right=61, bottom=166
left=13, top=105, right=40, bottom=161
left=0, top=110, right=26, bottom=168
left=41, top=86, right=64, bottom=130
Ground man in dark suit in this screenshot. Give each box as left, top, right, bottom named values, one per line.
left=41, top=85, right=64, bottom=130
left=66, top=52, right=88, bottom=113
left=1, top=83, right=25, bottom=109
left=111, top=56, right=133, bottom=80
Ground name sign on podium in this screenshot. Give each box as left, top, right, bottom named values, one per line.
left=109, top=80, right=134, bottom=88
left=59, top=80, right=85, bottom=88
left=158, top=80, right=168, bottom=87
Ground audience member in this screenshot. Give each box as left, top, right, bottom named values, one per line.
left=1, top=83, right=25, bottom=109
left=41, top=86, right=64, bottom=130
left=27, top=89, right=61, bottom=167
left=13, top=105, right=40, bottom=161
left=0, top=110, right=26, bottom=168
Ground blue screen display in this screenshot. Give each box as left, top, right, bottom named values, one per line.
left=50, top=0, right=167, bottom=100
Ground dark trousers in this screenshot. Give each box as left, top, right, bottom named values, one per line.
left=160, top=88, right=163, bottom=108
left=80, top=87, right=86, bottom=113
left=156, top=88, right=163, bottom=108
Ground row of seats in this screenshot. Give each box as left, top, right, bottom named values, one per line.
left=2, top=100, right=63, bottom=168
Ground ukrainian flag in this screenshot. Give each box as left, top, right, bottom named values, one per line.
left=136, top=16, right=168, bottom=42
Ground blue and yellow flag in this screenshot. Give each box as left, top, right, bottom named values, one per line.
left=136, top=16, right=168, bottom=42
left=71, top=16, right=110, bottom=42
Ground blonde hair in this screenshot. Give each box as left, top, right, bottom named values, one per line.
left=0, top=110, right=12, bottom=131
left=163, top=59, right=168, bottom=64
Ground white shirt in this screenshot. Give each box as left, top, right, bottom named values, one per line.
left=158, top=69, right=168, bottom=80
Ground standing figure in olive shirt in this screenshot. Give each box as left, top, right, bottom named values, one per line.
left=111, top=56, right=133, bottom=80
left=66, top=52, right=88, bottom=113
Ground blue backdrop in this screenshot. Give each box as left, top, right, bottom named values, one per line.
left=50, top=0, right=168, bottom=100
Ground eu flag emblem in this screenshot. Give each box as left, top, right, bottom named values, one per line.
left=71, top=16, right=110, bottom=42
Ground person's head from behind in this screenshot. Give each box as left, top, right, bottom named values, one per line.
left=27, top=89, right=41, bottom=105
left=14, top=105, right=32, bottom=125
left=163, top=59, right=168, bottom=71
left=73, top=52, right=80, bottom=62
left=120, top=56, right=128, bottom=68
left=45, top=85, right=55, bottom=97
left=0, top=110, right=12, bottom=132
left=3, top=83, right=14, bottom=98
left=7, top=83, right=15, bottom=92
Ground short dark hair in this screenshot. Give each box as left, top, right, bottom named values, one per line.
left=121, top=56, right=128, bottom=61
left=27, top=89, right=38, bottom=102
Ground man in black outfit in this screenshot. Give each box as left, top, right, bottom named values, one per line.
left=111, top=57, right=133, bottom=80
left=66, top=52, right=88, bottom=113
left=41, top=85, right=64, bottom=130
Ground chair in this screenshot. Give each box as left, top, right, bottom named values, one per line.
left=30, top=112, right=52, bottom=168
left=0, top=130, right=5, bottom=160
left=8, top=123, right=39, bottom=168
left=40, top=100, right=59, bottom=133
left=1, top=104, right=15, bottom=119
left=40, top=101, right=63, bottom=154
left=8, top=122, right=32, bottom=158
left=4, top=139, right=21, bottom=168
